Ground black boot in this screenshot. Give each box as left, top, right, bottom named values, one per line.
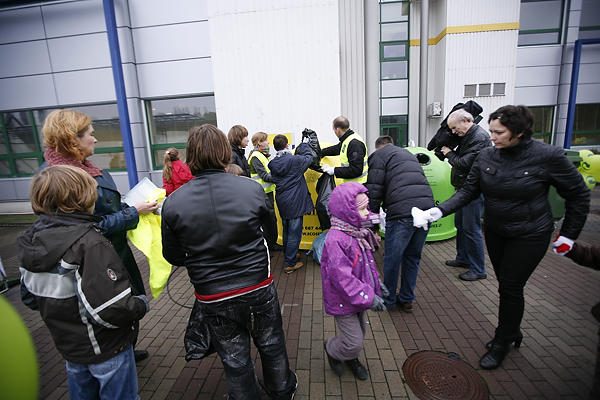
left=324, top=341, right=344, bottom=376
left=485, top=332, right=523, bottom=350
left=346, top=358, right=369, bottom=380
left=479, top=342, right=513, bottom=370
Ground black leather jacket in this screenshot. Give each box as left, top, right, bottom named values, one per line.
left=439, top=139, right=590, bottom=238
left=445, top=124, right=491, bottom=188
left=161, top=170, right=271, bottom=296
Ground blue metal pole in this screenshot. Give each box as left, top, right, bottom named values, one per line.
left=103, top=0, right=138, bottom=186
left=564, top=38, right=600, bottom=149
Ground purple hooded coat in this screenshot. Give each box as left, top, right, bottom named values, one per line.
left=321, top=182, right=382, bottom=316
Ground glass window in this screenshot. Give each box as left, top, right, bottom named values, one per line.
left=381, top=2, right=409, bottom=23
left=478, top=83, right=491, bottom=96
left=518, top=0, right=564, bottom=46
left=381, top=43, right=407, bottom=60
left=573, top=103, right=600, bottom=146
left=381, top=60, right=408, bottom=79
left=381, top=22, right=408, bottom=41
left=380, top=115, right=408, bottom=147
left=464, top=84, right=477, bottom=97
left=381, top=79, right=408, bottom=98
left=146, top=95, right=217, bottom=169
left=493, top=83, right=506, bottom=96
left=529, top=106, right=554, bottom=144
left=579, top=0, right=600, bottom=39
left=381, top=98, right=408, bottom=115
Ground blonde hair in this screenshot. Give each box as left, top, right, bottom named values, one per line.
left=251, top=132, right=268, bottom=147
left=225, top=163, right=244, bottom=176
left=30, top=165, right=98, bottom=215
left=162, top=148, right=180, bottom=182
left=42, top=109, right=92, bottom=161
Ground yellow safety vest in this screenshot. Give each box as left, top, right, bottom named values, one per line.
left=340, top=132, right=368, bottom=184
left=248, top=150, right=276, bottom=193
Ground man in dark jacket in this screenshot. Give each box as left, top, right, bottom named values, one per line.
left=321, top=116, right=368, bottom=183
left=269, top=135, right=314, bottom=273
left=441, top=108, right=491, bottom=281
left=365, top=135, right=434, bottom=312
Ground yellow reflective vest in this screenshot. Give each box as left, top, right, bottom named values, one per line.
left=340, top=132, right=368, bottom=184
left=248, top=150, right=276, bottom=193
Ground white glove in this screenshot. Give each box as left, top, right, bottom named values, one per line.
left=322, top=165, right=335, bottom=176
left=411, top=207, right=430, bottom=231
left=552, top=235, right=574, bottom=256
left=425, top=207, right=443, bottom=222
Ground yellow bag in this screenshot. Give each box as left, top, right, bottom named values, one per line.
left=127, top=188, right=172, bottom=298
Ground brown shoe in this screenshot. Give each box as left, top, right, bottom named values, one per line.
left=284, top=262, right=304, bottom=274
left=398, top=302, right=413, bottom=313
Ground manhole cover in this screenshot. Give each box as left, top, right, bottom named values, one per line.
left=402, top=351, right=489, bottom=400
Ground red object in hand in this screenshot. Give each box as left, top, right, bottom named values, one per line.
left=555, top=243, right=571, bottom=254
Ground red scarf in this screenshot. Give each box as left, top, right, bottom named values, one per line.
left=44, top=147, right=103, bottom=177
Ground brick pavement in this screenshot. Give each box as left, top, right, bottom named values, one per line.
left=2, top=197, right=599, bottom=399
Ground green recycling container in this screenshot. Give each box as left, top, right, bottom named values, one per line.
left=406, top=147, right=457, bottom=241
left=548, top=150, right=582, bottom=220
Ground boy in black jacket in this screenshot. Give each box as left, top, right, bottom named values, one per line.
left=19, top=165, right=148, bottom=400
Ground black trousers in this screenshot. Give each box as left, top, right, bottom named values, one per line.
left=485, top=228, right=552, bottom=340
left=199, top=284, right=296, bottom=400
left=264, top=192, right=279, bottom=249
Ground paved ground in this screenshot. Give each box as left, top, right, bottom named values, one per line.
left=2, top=189, right=599, bottom=399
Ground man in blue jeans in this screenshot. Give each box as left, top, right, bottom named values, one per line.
left=366, top=136, right=434, bottom=312
left=441, top=109, right=491, bottom=281
left=269, top=135, right=315, bottom=273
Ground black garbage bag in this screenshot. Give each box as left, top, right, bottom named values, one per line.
left=184, top=300, right=216, bottom=361
left=427, top=100, right=483, bottom=161
left=301, top=128, right=323, bottom=172
left=315, top=173, right=336, bottom=230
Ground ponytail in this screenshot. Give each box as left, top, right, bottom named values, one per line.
left=162, top=148, right=179, bottom=182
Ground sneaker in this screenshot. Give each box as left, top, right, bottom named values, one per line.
left=398, top=302, right=413, bottom=313
left=324, top=341, right=344, bottom=376
left=284, top=262, right=304, bottom=274
left=459, top=271, right=487, bottom=281
left=134, top=349, right=149, bottom=363
left=445, top=259, right=469, bottom=268
left=346, top=358, right=369, bottom=380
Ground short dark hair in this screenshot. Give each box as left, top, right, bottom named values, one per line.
left=272, top=134, right=288, bottom=151
left=375, top=135, right=394, bottom=148
left=332, top=116, right=350, bottom=130
left=187, top=124, right=231, bottom=174
left=488, top=105, right=534, bottom=139
left=227, top=125, right=248, bottom=147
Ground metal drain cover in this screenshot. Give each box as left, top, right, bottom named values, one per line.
left=402, top=351, right=489, bottom=400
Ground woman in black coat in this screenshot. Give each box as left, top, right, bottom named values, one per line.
left=423, top=105, right=590, bottom=369
left=228, top=124, right=251, bottom=177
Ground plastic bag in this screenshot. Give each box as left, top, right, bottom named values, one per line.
left=315, top=173, right=336, bottom=230
left=301, top=128, right=323, bottom=172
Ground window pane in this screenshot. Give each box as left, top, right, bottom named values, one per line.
left=381, top=23, right=408, bottom=41
left=88, top=152, right=126, bottom=170
left=1, top=111, right=38, bottom=154
left=530, top=106, right=554, bottom=144
left=381, top=60, right=407, bottom=79
left=479, top=83, right=491, bottom=96
left=580, top=0, right=600, bottom=27
left=381, top=2, right=409, bottom=22
left=464, top=84, right=477, bottom=97
left=0, top=159, right=11, bottom=176
left=493, top=83, right=506, bottom=96
left=381, top=79, right=408, bottom=98
left=574, top=104, right=600, bottom=131
left=519, top=0, right=562, bottom=31
left=148, top=96, right=217, bottom=145
left=380, top=115, right=407, bottom=125
left=15, top=157, right=41, bottom=175
left=518, top=32, right=560, bottom=46
left=382, top=44, right=406, bottom=59
left=381, top=98, right=408, bottom=115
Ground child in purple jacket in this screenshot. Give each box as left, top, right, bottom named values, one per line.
left=321, top=182, right=387, bottom=381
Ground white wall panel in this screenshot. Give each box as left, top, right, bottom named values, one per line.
left=14, top=178, right=32, bottom=200
left=514, top=85, right=558, bottom=105
left=0, top=41, right=51, bottom=77
left=516, top=46, right=563, bottom=67
left=0, top=181, right=17, bottom=201
left=575, top=83, right=600, bottom=103
left=446, top=0, right=519, bottom=26
left=54, top=68, right=116, bottom=105
left=207, top=0, right=341, bottom=145
left=516, top=65, right=560, bottom=87
left=137, top=58, right=213, bottom=98
left=42, top=1, right=106, bottom=38
left=0, top=7, right=45, bottom=44
left=129, top=0, right=208, bottom=27
left=0, top=75, right=57, bottom=110
left=132, top=22, right=210, bottom=64
left=47, top=33, right=111, bottom=72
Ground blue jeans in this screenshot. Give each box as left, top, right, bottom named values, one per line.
left=66, top=345, right=139, bottom=400
left=382, top=218, right=428, bottom=306
left=282, top=217, right=303, bottom=266
left=455, top=195, right=486, bottom=275
left=198, top=284, right=297, bottom=400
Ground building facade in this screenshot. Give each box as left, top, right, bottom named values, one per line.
left=0, top=0, right=598, bottom=201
